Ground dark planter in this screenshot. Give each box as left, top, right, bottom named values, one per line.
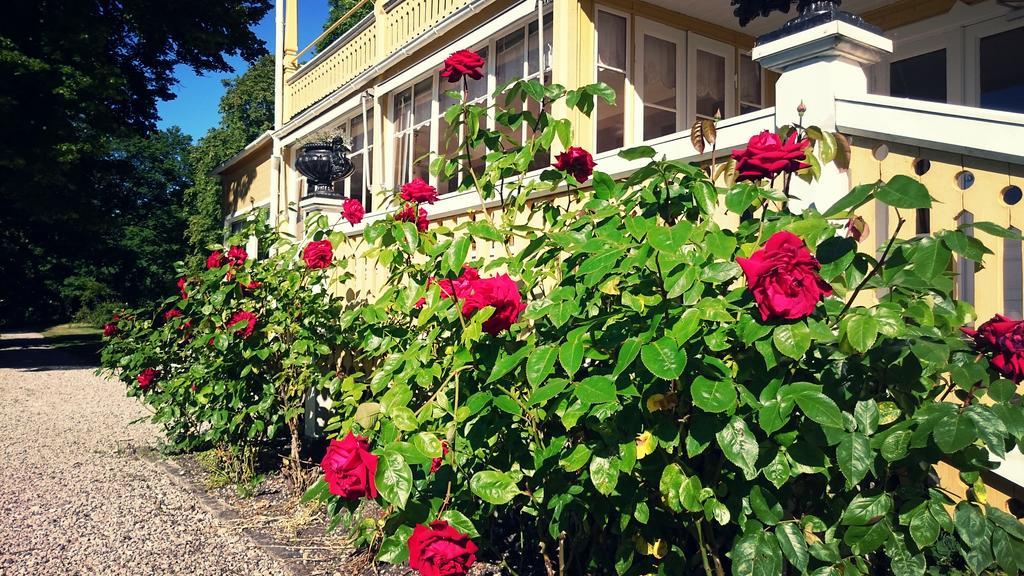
left=296, top=140, right=355, bottom=198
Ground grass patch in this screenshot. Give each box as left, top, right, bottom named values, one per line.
left=40, top=322, right=103, bottom=362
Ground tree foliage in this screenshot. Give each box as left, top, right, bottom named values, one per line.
left=317, top=0, right=376, bottom=53
left=0, top=0, right=271, bottom=324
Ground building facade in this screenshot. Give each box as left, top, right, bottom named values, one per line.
left=216, top=0, right=1024, bottom=512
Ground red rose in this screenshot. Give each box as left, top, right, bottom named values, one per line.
left=242, top=280, right=262, bottom=291
left=963, top=315, right=1024, bottom=382
left=737, top=231, right=832, bottom=322
left=395, top=203, right=430, bottom=232
left=103, top=322, right=117, bottom=337
left=461, top=273, right=526, bottom=335
left=227, top=246, right=248, bottom=266
left=137, top=368, right=157, bottom=390
left=206, top=251, right=224, bottom=269
left=429, top=441, right=450, bottom=475
left=177, top=277, right=188, bottom=300
left=227, top=310, right=258, bottom=339
left=303, top=239, right=334, bottom=269
left=163, top=309, right=183, bottom=321
left=401, top=178, right=439, bottom=204
left=553, top=146, right=597, bottom=183
left=415, top=267, right=480, bottom=309
left=182, top=319, right=193, bottom=331
left=439, top=49, right=485, bottom=83
left=408, top=521, right=478, bottom=576
left=731, top=130, right=811, bottom=182
left=320, top=433, right=379, bottom=499
left=343, top=198, right=365, bottom=225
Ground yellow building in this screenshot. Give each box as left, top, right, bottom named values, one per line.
left=217, top=0, right=1024, bottom=512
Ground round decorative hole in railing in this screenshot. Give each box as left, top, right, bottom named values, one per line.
left=955, top=170, right=975, bottom=191
left=872, top=144, right=889, bottom=161
left=1002, top=185, right=1023, bottom=206
left=913, top=158, right=931, bottom=176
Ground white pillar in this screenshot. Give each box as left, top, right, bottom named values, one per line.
left=753, top=20, right=891, bottom=213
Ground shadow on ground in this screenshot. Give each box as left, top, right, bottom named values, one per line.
left=0, top=331, right=101, bottom=370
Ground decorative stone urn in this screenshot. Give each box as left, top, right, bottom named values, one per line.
left=295, top=138, right=355, bottom=198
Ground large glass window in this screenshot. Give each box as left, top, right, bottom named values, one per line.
left=642, top=34, right=679, bottom=140
left=331, top=109, right=374, bottom=211
left=393, top=78, right=434, bottom=186
left=597, top=10, right=627, bottom=153
left=695, top=49, right=726, bottom=120
left=980, top=26, right=1024, bottom=114
left=1006, top=227, right=1023, bottom=317
left=891, top=49, right=947, bottom=103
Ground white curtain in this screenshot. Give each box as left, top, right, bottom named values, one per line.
left=597, top=12, right=626, bottom=70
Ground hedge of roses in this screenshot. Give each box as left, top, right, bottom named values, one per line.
left=298, top=48, right=1024, bottom=576
left=100, top=213, right=354, bottom=483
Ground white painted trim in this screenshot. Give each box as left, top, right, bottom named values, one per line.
left=594, top=4, right=633, bottom=151
left=281, top=93, right=365, bottom=147
left=333, top=108, right=775, bottom=237
left=225, top=199, right=272, bottom=225
left=752, top=20, right=892, bottom=68
left=835, top=93, right=1024, bottom=164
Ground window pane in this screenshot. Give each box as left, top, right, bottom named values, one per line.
left=366, top=112, right=373, bottom=147
left=597, top=68, right=625, bottom=152
left=394, top=89, right=412, bottom=131
left=598, top=12, right=627, bottom=71
left=981, top=26, right=1024, bottom=114
left=351, top=115, right=364, bottom=151
left=890, top=49, right=946, bottom=103
left=528, top=94, right=550, bottom=171
left=740, top=54, right=761, bottom=107
left=469, top=46, right=488, bottom=100
left=644, top=35, right=676, bottom=109
left=1006, top=228, right=1023, bottom=317
left=412, top=124, right=431, bottom=182
left=644, top=107, right=676, bottom=140
left=528, top=16, right=553, bottom=75
left=414, top=79, right=433, bottom=124
left=497, top=29, right=525, bottom=85
left=394, top=132, right=411, bottom=185
left=696, top=49, right=725, bottom=119
left=350, top=153, right=364, bottom=200
left=365, top=150, right=373, bottom=211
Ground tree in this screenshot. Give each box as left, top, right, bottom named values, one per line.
left=317, top=0, right=375, bottom=53
left=0, top=0, right=271, bottom=324
left=184, top=55, right=276, bottom=263
left=730, top=0, right=836, bottom=26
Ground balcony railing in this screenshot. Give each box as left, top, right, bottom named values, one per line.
left=284, top=0, right=475, bottom=121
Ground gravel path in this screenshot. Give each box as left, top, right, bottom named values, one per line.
left=0, top=331, right=289, bottom=576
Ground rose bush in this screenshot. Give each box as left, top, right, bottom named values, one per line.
left=300, top=51, right=1024, bottom=576
left=100, top=212, right=356, bottom=486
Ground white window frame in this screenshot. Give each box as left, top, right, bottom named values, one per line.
left=634, top=18, right=686, bottom=143
left=390, top=75, right=439, bottom=190
left=687, top=34, right=736, bottom=122
left=964, top=17, right=1024, bottom=110
left=330, top=110, right=374, bottom=210
left=871, top=31, right=964, bottom=105
left=594, top=5, right=632, bottom=153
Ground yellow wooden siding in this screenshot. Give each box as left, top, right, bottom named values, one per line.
left=221, top=141, right=273, bottom=217
left=286, top=21, right=378, bottom=119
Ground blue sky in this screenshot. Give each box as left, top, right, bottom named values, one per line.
left=156, top=2, right=332, bottom=140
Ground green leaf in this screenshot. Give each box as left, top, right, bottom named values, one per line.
left=717, top=416, right=759, bottom=480
left=725, top=183, right=759, bottom=214
left=965, top=221, right=1024, bottom=239
left=559, top=444, right=592, bottom=472
left=487, top=345, right=530, bottom=383
left=559, top=330, right=584, bottom=377
left=773, top=323, right=811, bottom=360
left=411, top=432, right=443, bottom=459
left=442, top=510, right=480, bottom=537
left=575, top=375, right=617, bottom=405
left=300, top=477, right=330, bottom=504
left=749, top=486, right=783, bottom=524
left=680, top=476, right=704, bottom=512
left=822, top=182, right=876, bottom=218
left=880, top=430, right=911, bottom=462
left=641, top=337, right=687, bottom=380
left=837, top=432, right=872, bottom=488
left=911, top=236, right=952, bottom=280
left=527, top=345, right=559, bottom=387
left=854, top=400, right=879, bottom=435
left=590, top=455, right=619, bottom=495
left=691, top=376, right=736, bottom=413
left=648, top=222, right=694, bottom=253
left=954, top=502, right=988, bottom=549
left=618, top=145, right=656, bottom=160
left=691, top=180, right=718, bottom=215
left=614, top=337, right=643, bottom=376
left=965, top=404, right=1008, bottom=458
left=660, top=463, right=685, bottom=512
left=528, top=379, right=568, bottom=406
left=450, top=236, right=470, bottom=273
left=909, top=508, right=940, bottom=548
left=775, top=523, right=809, bottom=574
left=390, top=406, right=419, bottom=431
left=876, top=175, right=932, bottom=209
left=763, top=450, right=791, bottom=488
left=375, top=450, right=413, bottom=509
left=794, top=391, right=845, bottom=429
left=841, top=493, right=892, bottom=525
left=844, top=314, right=878, bottom=353
left=732, top=532, right=783, bottom=576
left=933, top=412, right=977, bottom=452
left=376, top=528, right=412, bottom=563
left=396, top=221, right=419, bottom=253
left=470, top=470, right=521, bottom=505
left=942, top=230, right=992, bottom=262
